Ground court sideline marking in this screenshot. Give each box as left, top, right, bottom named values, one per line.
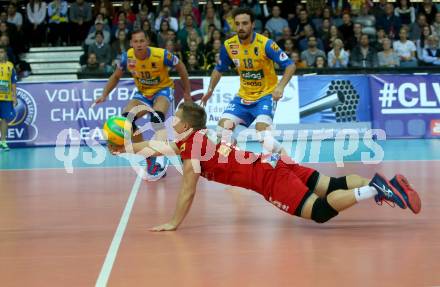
left=95, top=173, right=143, bottom=287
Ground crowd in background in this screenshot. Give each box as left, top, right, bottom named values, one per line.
left=2, top=0, right=440, bottom=76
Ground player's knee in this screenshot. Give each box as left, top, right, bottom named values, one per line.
left=256, top=130, right=282, bottom=153
left=327, top=176, right=348, bottom=194
left=150, top=111, right=166, bottom=131
left=216, top=125, right=234, bottom=143
left=311, top=197, right=339, bottom=224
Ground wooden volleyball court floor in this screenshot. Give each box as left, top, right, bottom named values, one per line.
left=0, top=139, right=439, bottom=287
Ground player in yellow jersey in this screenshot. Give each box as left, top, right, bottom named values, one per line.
left=201, top=8, right=296, bottom=152
left=94, top=30, right=192, bottom=179
left=0, top=46, right=17, bottom=151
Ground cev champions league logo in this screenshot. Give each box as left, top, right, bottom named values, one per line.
left=8, top=87, right=38, bottom=142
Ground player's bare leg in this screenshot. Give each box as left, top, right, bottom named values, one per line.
left=123, top=99, right=149, bottom=143
left=217, top=118, right=235, bottom=143
left=313, top=174, right=370, bottom=198
left=299, top=173, right=408, bottom=223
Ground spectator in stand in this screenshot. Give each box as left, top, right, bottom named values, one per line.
left=301, top=36, right=326, bottom=67
left=120, top=0, right=136, bottom=25
left=394, top=0, right=415, bottom=26
left=421, top=34, right=440, bottom=65
left=338, top=12, right=355, bottom=51
left=431, top=12, right=440, bottom=37
left=87, top=31, right=111, bottom=70
left=350, top=34, right=378, bottom=68
left=298, top=24, right=324, bottom=52
left=0, top=22, right=18, bottom=56
left=157, top=20, right=171, bottom=48
left=416, top=25, right=432, bottom=60
left=327, top=38, right=349, bottom=68
left=47, top=0, right=69, bottom=46
left=93, top=0, right=114, bottom=22
left=164, top=39, right=183, bottom=68
left=178, top=15, right=202, bottom=50
left=203, top=24, right=216, bottom=46
left=111, top=29, right=129, bottom=66
left=348, top=0, right=364, bottom=16
left=205, top=38, right=221, bottom=70
left=353, top=23, right=363, bottom=46
left=262, top=29, right=272, bottom=39
left=284, top=38, right=296, bottom=56
left=318, top=18, right=331, bottom=41
left=240, top=0, right=263, bottom=18
left=69, top=0, right=93, bottom=45
left=409, top=13, right=428, bottom=41
left=378, top=37, right=400, bottom=67
left=393, top=27, right=418, bottom=67
left=85, top=18, right=110, bottom=46
left=186, top=29, right=204, bottom=53
left=0, top=35, right=16, bottom=64
left=374, top=27, right=387, bottom=51
left=26, top=0, right=47, bottom=47
left=184, top=40, right=205, bottom=68
left=154, top=7, right=178, bottom=32
left=315, top=55, right=326, bottom=68
left=134, top=3, right=155, bottom=31
left=221, top=1, right=235, bottom=37
left=181, top=0, right=201, bottom=26
left=265, top=5, right=289, bottom=41
left=419, top=0, right=438, bottom=25
left=371, top=0, right=387, bottom=20
left=113, top=19, right=130, bottom=42
left=80, top=52, right=110, bottom=73
left=292, top=9, right=315, bottom=42
left=291, top=50, right=307, bottom=69
left=204, top=28, right=223, bottom=52
left=201, top=6, right=221, bottom=39
left=354, top=3, right=376, bottom=36
left=376, top=3, right=401, bottom=40
left=6, top=3, right=23, bottom=32
left=187, top=54, right=200, bottom=72
left=276, top=27, right=292, bottom=50
left=141, top=19, right=157, bottom=46
left=324, top=24, right=341, bottom=52
left=113, top=12, right=132, bottom=31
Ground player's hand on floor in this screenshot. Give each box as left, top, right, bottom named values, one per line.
left=149, top=223, right=177, bottom=232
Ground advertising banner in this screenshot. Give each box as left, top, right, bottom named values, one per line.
left=369, top=75, right=440, bottom=138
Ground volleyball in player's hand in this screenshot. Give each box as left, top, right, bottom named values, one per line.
left=103, top=116, right=132, bottom=146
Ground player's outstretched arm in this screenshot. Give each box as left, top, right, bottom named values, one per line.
left=150, top=159, right=200, bottom=231
left=201, top=69, right=222, bottom=106
left=108, top=140, right=180, bottom=158
left=174, top=61, right=192, bottom=102
left=95, top=68, right=124, bottom=104
left=273, top=62, right=296, bottom=101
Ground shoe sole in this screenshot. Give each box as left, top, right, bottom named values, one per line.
left=393, top=174, right=421, bottom=214
left=374, top=173, right=407, bottom=209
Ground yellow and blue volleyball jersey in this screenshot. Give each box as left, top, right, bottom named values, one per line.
left=215, top=32, right=294, bottom=101
left=118, top=47, right=179, bottom=97
left=0, top=61, right=17, bottom=101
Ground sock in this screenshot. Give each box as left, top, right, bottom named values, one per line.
left=353, top=186, right=378, bottom=202
left=256, top=130, right=282, bottom=154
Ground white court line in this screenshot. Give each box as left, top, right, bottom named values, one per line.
left=95, top=173, right=143, bottom=287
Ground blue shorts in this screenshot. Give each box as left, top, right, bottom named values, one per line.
left=0, top=100, right=16, bottom=121
left=222, top=94, right=275, bottom=127
left=132, top=87, right=174, bottom=107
